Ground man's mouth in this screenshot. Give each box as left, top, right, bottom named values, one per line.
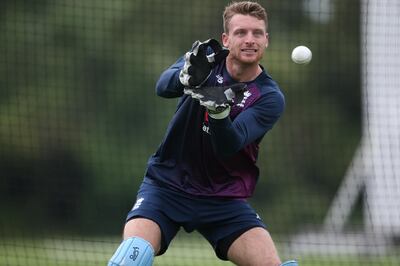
left=241, top=49, right=258, bottom=53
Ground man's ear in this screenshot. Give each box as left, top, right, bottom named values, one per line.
left=265, top=33, right=269, bottom=48
left=222, top=33, right=229, bottom=47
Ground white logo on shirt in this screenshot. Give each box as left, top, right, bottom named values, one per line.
left=202, top=123, right=210, bottom=134
left=132, top=197, right=144, bottom=210
left=236, top=91, right=252, bottom=107
left=216, top=74, right=224, bottom=84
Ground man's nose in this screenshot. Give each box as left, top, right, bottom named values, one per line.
left=244, top=33, right=255, bottom=44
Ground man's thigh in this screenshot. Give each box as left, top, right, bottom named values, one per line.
left=196, top=198, right=266, bottom=260
left=227, top=227, right=281, bottom=266
left=125, top=181, right=192, bottom=255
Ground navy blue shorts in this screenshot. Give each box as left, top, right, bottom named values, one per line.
left=125, top=180, right=266, bottom=260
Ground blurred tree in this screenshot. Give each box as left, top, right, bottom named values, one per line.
left=0, top=0, right=361, bottom=234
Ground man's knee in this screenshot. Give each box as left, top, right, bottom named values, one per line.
left=108, top=237, right=154, bottom=266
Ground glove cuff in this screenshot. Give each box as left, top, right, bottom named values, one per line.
left=208, top=106, right=231, bottom=120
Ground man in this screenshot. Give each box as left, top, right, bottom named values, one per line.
left=109, top=1, right=298, bottom=266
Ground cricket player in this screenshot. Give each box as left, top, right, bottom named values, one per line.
left=109, top=1, right=298, bottom=265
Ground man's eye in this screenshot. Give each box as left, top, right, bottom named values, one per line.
left=253, top=31, right=264, bottom=37
left=235, top=30, right=246, bottom=36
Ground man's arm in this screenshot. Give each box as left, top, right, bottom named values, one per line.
left=208, top=91, right=285, bottom=158
left=155, top=57, right=185, bottom=98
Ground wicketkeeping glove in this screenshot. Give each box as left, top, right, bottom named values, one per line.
left=179, top=39, right=229, bottom=88
left=184, top=83, right=247, bottom=119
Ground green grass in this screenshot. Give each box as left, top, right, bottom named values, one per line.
left=0, top=233, right=398, bottom=266
left=0, top=233, right=231, bottom=266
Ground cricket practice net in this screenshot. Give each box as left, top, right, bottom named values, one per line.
left=1, top=0, right=399, bottom=265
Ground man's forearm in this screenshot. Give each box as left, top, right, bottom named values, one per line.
left=156, top=58, right=185, bottom=98
left=208, top=117, right=244, bottom=158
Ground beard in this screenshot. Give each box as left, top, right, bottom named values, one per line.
left=231, top=49, right=263, bottom=65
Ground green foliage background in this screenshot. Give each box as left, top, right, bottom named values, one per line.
left=0, top=0, right=360, bottom=237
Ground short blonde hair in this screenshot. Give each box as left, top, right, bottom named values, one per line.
left=223, top=1, right=268, bottom=33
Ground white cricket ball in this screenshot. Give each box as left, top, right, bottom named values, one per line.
left=291, top=45, right=312, bottom=64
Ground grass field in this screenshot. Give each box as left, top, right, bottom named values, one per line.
left=0, top=232, right=399, bottom=265
left=1, top=233, right=230, bottom=266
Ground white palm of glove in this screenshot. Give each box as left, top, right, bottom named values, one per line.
left=184, top=83, right=247, bottom=119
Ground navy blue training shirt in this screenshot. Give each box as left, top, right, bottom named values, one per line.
left=143, top=57, right=285, bottom=198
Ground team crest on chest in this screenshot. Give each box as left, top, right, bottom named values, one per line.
left=216, top=74, right=224, bottom=84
